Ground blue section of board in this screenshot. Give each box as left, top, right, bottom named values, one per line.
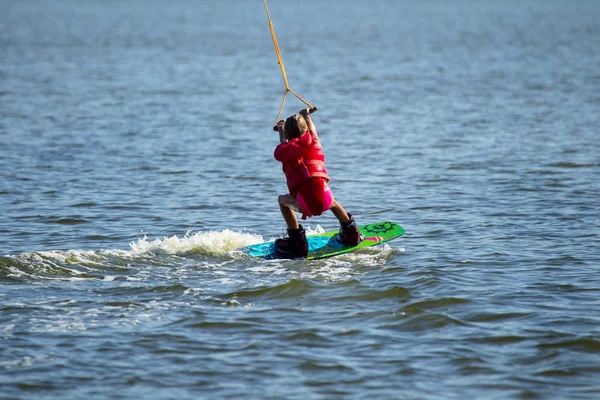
left=243, top=235, right=335, bottom=259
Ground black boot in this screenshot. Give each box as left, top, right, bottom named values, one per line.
left=275, top=225, right=309, bottom=258
left=336, top=214, right=363, bottom=246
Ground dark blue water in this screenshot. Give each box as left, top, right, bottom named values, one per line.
left=1, top=0, right=599, bottom=398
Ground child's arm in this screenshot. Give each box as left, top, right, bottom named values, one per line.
left=276, top=119, right=287, bottom=144
left=299, top=108, right=320, bottom=144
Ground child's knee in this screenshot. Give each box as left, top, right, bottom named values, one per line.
left=278, top=194, right=293, bottom=206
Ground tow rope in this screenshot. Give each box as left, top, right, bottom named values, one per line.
left=263, top=0, right=315, bottom=124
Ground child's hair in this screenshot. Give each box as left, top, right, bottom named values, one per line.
left=284, top=114, right=308, bottom=139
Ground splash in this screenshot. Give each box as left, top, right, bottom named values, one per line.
left=0, top=229, right=264, bottom=281
left=303, top=224, right=326, bottom=236
left=129, top=229, right=264, bottom=257
left=0, top=249, right=121, bottom=281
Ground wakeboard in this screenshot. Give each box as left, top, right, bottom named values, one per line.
left=241, top=221, right=404, bottom=260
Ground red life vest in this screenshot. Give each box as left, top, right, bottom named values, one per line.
left=274, top=131, right=330, bottom=196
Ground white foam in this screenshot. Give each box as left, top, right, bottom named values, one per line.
left=128, top=229, right=263, bottom=257
left=10, top=249, right=112, bottom=273
left=2, top=324, right=15, bottom=339
left=304, top=224, right=326, bottom=235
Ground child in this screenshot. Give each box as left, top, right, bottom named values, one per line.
left=273, top=108, right=363, bottom=258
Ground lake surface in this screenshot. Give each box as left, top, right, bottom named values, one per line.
left=1, top=0, right=599, bottom=398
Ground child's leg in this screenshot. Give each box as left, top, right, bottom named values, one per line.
left=330, top=199, right=362, bottom=246
left=330, top=200, right=351, bottom=224
left=276, top=194, right=309, bottom=258
left=278, top=194, right=301, bottom=229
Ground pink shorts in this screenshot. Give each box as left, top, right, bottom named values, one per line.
left=296, top=180, right=333, bottom=219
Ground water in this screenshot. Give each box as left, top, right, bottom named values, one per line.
left=1, top=0, right=599, bottom=398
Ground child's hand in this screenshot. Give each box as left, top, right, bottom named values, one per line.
left=299, top=107, right=317, bottom=116
left=273, top=119, right=285, bottom=132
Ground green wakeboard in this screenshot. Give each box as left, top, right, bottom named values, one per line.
left=241, top=221, right=404, bottom=260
